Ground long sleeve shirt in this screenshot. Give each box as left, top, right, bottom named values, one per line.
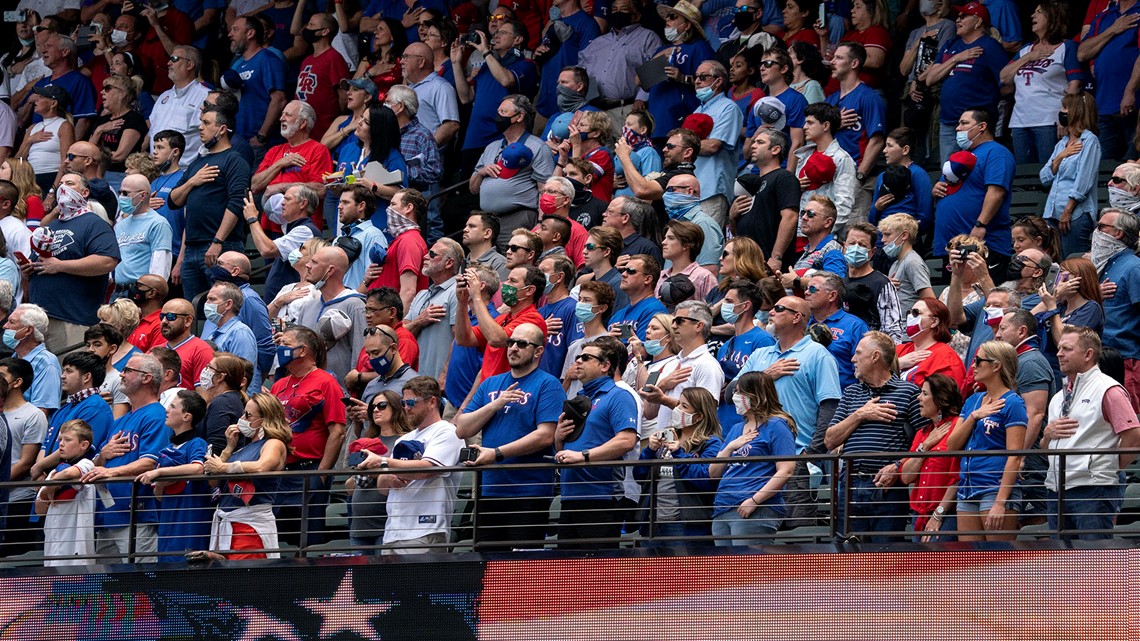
left=1039, top=129, right=1102, bottom=222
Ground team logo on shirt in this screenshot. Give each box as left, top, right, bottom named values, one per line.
left=488, top=389, right=531, bottom=412
left=982, top=416, right=999, bottom=436
left=297, top=64, right=317, bottom=101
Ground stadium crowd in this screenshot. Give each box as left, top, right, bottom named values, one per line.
left=0, top=0, right=1139, bottom=560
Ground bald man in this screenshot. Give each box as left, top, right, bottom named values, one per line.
left=295, top=247, right=368, bottom=383
left=296, top=12, right=349, bottom=140
left=402, top=41, right=461, bottom=147
left=127, top=274, right=171, bottom=351
left=664, top=174, right=723, bottom=275
left=54, top=141, right=116, bottom=219
left=455, top=322, right=566, bottom=550
left=113, top=174, right=173, bottom=297
left=203, top=249, right=276, bottom=377
left=734, top=295, right=841, bottom=526
left=159, top=298, right=214, bottom=389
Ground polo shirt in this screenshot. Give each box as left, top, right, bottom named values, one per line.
left=149, top=82, right=212, bottom=164
left=410, top=73, right=460, bottom=136
left=814, top=309, right=870, bottom=389
left=24, top=343, right=62, bottom=411
left=693, top=92, right=743, bottom=201
left=657, top=343, right=723, bottom=432
left=168, top=335, right=214, bottom=390
left=129, top=310, right=164, bottom=352
left=559, top=376, right=639, bottom=501
left=829, top=375, right=927, bottom=473
left=620, top=232, right=663, bottom=266
left=204, top=316, right=260, bottom=391
left=406, top=278, right=458, bottom=379
left=368, top=229, right=428, bottom=293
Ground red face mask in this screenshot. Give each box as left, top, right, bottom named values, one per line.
left=539, top=193, right=560, bottom=215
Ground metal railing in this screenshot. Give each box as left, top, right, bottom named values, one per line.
left=3, top=445, right=1139, bottom=565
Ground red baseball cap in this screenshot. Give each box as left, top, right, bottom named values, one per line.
left=956, top=1, right=990, bottom=26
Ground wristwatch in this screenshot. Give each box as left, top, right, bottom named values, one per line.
left=255, top=133, right=268, bottom=143
left=494, top=447, right=504, bottom=463
left=379, top=457, right=389, bottom=469
left=582, top=449, right=591, bottom=462
left=932, top=505, right=946, bottom=520
left=210, top=238, right=223, bottom=245
left=855, top=171, right=866, bottom=181
left=974, top=220, right=988, bottom=229
left=915, top=443, right=927, bottom=453
left=245, top=216, right=259, bottom=226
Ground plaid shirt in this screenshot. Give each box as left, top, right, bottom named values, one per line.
left=399, top=118, right=443, bottom=189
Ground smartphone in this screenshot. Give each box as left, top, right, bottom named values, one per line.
left=13, top=252, right=29, bottom=266
left=642, top=369, right=662, bottom=392
left=957, top=243, right=978, bottom=260
left=618, top=324, right=634, bottom=340
left=817, top=2, right=827, bottom=25
left=458, top=447, right=480, bottom=463
left=655, top=429, right=676, bottom=443
left=340, top=396, right=355, bottom=407
left=3, top=11, right=27, bottom=22
left=347, top=450, right=368, bottom=468
left=1045, top=263, right=1063, bottom=295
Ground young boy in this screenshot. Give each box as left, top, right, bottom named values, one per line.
left=36, top=420, right=96, bottom=567
left=878, top=213, right=934, bottom=316
left=84, top=323, right=131, bottom=419
left=135, top=390, right=211, bottom=562
left=868, top=127, right=933, bottom=230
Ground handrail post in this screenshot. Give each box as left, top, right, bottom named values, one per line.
left=127, top=480, right=138, bottom=562
left=470, top=468, right=481, bottom=551
left=298, top=470, right=310, bottom=557
left=1056, top=451, right=1067, bottom=540
left=841, top=455, right=851, bottom=542
left=828, top=453, right=839, bottom=542
left=647, top=464, right=659, bottom=545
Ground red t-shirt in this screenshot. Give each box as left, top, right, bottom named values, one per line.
left=785, top=28, right=821, bottom=50
left=356, top=321, right=420, bottom=372
left=897, top=340, right=966, bottom=389
left=581, top=146, right=614, bottom=202
left=297, top=48, right=350, bottom=142
left=169, top=335, right=214, bottom=389
left=908, top=418, right=960, bottom=525
left=131, top=310, right=164, bottom=352
left=271, top=367, right=347, bottom=464
left=368, top=229, right=428, bottom=292
left=532, top=216, right=589, bottom=269
left=257, top=138, right=334, bottom=231
left=825, top=26, right=892, bottom=93
left=473, top=305, right=548, bottom=379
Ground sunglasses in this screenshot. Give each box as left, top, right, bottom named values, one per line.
left=506, top=244, right=529, bottom=253
left=241, top=410, right=260, bottom=419
left=671, top=316, right=698, bottom=326
left=363, top=326, right=399, bottom=342
left=800, top=209, right=818, bottom=219
left=973, top=355, right=996, bottom=367
left=575, top=352, right=604, bottom=363
left=620, top=267, right=641, bottom=275
left=666, top=12, right=679, bottom=20
left=772, top=304, right=799, bottom=314
left=806, top=285, right=820, bottom=294
left=489, top=13, right=507, bottom=21
left=1109, top=176, right=1127, bottom=185
left=694, top=73, right=715, bottom=81
left=401, top=397, right=422, bottom=408
left=664, top=185, right=691, bottom=193
left=908, top=308, right=924, bottom=317
left=372, top=401, right=390, bottom=410
left=169, top=55, right=185, bottom=62
left=585, top=243, right=599, bottom=251
left=159, top=312, right=190, bottom=321
left=66, top=153, right=92, bottom=161
left=427, top=249, right=438, bottom=258
left=759, top=60, right=780, bottom=68
left=506, top=338, right=542, bottom=349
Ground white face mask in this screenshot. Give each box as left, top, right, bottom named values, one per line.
left=237, top=417, right=258, bottom=438
left=732, top=393, right=749, bottom=416
left=110, top=29, right=128, bottom=47
left=198, top=367, right=215, bottom=390
left=679, top=411, right=695, bottom=428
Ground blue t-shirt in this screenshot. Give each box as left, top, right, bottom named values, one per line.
left=712, top=417, right=796, bottom=517
left=647, top=41, right=715, bottom=139
left=536, top=11, right=600, bottom=117
left=560, top=377, right=639, bottom=500
left=32, top=70, right=97, bottom=120
left=444, top=303, right=497, bottom=406
left=983, top=0, right=1023, bottom=45
left=43, top=395, right=114, bottom=457
left=958, top=389, right=1027, bottom=500
left=155, top=435, right=212, bottom=560
left=868, top=163, right=933, bottom=229
left=113, top=211, right=173, bottom=285
left=817, top=310, right=870, bottom=390
left=1089, top=2, right=1140, bottom=116
left=937, top=35, right=1009, bottom=126
left=231, top=49, right=287, bottom=140
left=465, top=368, right=566, bottom=497
left=717, top=326, right=776, bottom=430
left=151, top=170, right=186, bottom=259
left=95, top=402, right=170, bottom=529
left=607, top=295, right=667, bottom=342
left=538, top=295, right=578, bottom=377
left=463, top=53, right=539, bottom=150
left=825, top=82, right=885, bottom=165
left=932, top=140, right=1015, bottom=256
left=29, top=212, right=122, bottom=326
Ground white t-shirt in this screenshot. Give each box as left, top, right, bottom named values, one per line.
left=656, top=344, right=724, bottom=434
left=1010, top=41, right=1077, bottom=129
left=100, top=369, right=130, bottom=407
left=383, top=420, right=463, bottom=545
left=6, top=402, right=47, bottom=502
left=26, top=117, right=65, bottom=176
left=43, top=458, right=96, bottom=567
left=0, top=215, right=32, bottom=263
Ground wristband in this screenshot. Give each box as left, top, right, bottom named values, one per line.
left=974, top=220, right=987, bottom=229
left=211, top=238, right=223, bottom=245
left=494, top=447, right=504, bottom=463
left=245, top=217, right=258, bottom=226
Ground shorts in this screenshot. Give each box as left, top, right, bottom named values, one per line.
left=957, top=488, right=1022, bottom=515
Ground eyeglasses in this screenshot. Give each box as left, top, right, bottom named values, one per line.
left=117, top=189, right=141, bottom=197
left=121, top=366, right=149, bottom=377
left=159, top=312, right=190, bottom=321
left=1097, top=222, right=1116, bottom=233
left=1109, top=176, right=1127, bottom=185
left=489, top=13, right=507, bottom=21
left=575, top=352, right=604, bottom=363
left=662, top=143, right=679, bottom=150
left=666, top=12, right=679, bottom=20
left=620, top=267, right=641, bottom=275
left=169, top=55, right=184, bottom=62
left=372, top=401, right=390, bottom=410
left=973, top=355, right=996, bottom=367
left=759, top=60, right=780, bottom=68
left=800, top=209, right=818, bottom=219
left=401, top=397, right=422, bottom=408
left=671, top=316, right=698, bottom=326
left=506, top=244, right=529, bottom=253
left=585, top=243, right=599, bottom=251
left=363, top=326, right=398, bottom=342
left=506, top=338, right=542, bottom=349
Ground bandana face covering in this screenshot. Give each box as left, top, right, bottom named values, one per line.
left=56, top=184, right=91, bottom=222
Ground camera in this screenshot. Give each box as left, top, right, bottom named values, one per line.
left=463, top=31, right=482, bottom=46
left=958, top=243, right=978, bottom=260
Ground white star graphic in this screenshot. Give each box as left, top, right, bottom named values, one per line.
left=297, top=571, right=393, bottom=640
left=233, top=606, right=302, bottom=641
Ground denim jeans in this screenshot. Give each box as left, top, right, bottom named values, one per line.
left=1047, top=485, right=1121, bottom=541
left=1047, top=213, right=1095, bottom=259
left=910, top=513, right=957, bottom=542
left=1099, top=114, right=1137, bottom=161
left=838, top=476, right=910, bottom=544
left=711, top=504, right=782, bottom=547
left=350, top=534, right=384, bottom=555
left=181, top=240, right=245, bottom=302
left=274, top=466, right=332, bottom=548
left=1011, top=126, right=1059, bottom=165
left=938, top=122, right=961, bottom=166
left=641, top=520, right=688, bottom=549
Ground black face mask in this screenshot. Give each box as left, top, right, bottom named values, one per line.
left=127, top=282, right=150, bottom=305
left=1057, top=111, right=1069, bottom=127
left=733, top=10, right=756, bottom=31
left=609, top=12, right=633, bottom=30
left=203, top=126, right=226, bottom=150
left=1006, top=257, right=1028, bottom=281
left=493, top=114, right=515, bottom=133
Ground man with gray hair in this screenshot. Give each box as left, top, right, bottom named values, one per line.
left=244, top=184, right=320, bottom=301
left=20, top=32, right=97, bottom=138
left=406, top=238, right=463, bottom=380
left=401, top=41, right=460, bottom=147
left=149, top=45, right=211, bottom=164
left=81, top=352, right=169, bottom=563
left=470, top=94, right=554, bottom=250
left=692, top=60, right=743, bottom=204
left=3, top=304, right=60, bottom=415
left=533, top=175, right=588, bottom=269
left=250, top=99, right=333, bottom=231
left=201, top=281, right=260, bottom=392
left=1094, top=208, right=1140, bottom=409
left=806, top=270, right=869, bottom=390
left=603, top=195, right=662, bottom=266
left=384, top=85, right=444, bottom=241
left=637, top=299, right=723, bottom=433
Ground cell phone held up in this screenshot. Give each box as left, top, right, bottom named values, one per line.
left=642, top=369, right=662, bottom=392
left=1045, top=263, right=1063, bottom=295
left=458, top=447, right=480, bottom=463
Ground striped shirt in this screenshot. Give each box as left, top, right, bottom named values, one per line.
left=830, top=375, right=929, bottom=473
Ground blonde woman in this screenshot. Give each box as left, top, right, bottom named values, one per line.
left=625, top=313, right=679, bottom=437
left=0, top=158, right=45, bottom=230
left=204, top=393, right=291, bottom=560
left=96, top=298, right=142, bottom=370
left=90, top=74, right=147, bottom=192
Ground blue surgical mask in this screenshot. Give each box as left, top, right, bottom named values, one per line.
left=544, top=273, right=556, bottom=295
left=644, top=339, right=665, bottom=356
left=758, top=309, right=771, bottom=326
left=1, top=329, right=18, bottom=350
left=721, top=302, right=741, bottom=324
left=370, top=350, right=393, bottom=376
left=277, top=345, right=296, bottom=366
left=203, top=302, right=222, bottom=324
left=574, top=301, right=597, bottom=323
left=695, top=86, right=714, bottom=103
left=882, top=241, right=901, bottom=258
left=956, top=126, right=977, bottom=150
left=117, top=193, right=137, bottom=216
left=844, top=245, right=869, bottom=267
left=287, top=248, right=303, bottom=265
left=549, top=5, right=562, bottom=20
left=663, top=191, right=700, bottom=219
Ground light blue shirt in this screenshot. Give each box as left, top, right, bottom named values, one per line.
left=113, top=210, right=173, bottom=284
left=409, top=74, right=460, bottom=137
left=693, top=92, right=743, bottom=202
left=24, top=343, right=62, bottom=410
left=202, top=316, right=261, bottom=392
left=202, top=283, right=274, bottom=381
left=614, top=144, right=662, bottom=198
left=684, top=207, right=725, bottom=269
left=342, top=219, right=388, bottom=288
left=737, top=335, right=842, bottom=452
left=0, top=256, right=22, bottom=307
left=1040, top=129, right=1101, bottom=223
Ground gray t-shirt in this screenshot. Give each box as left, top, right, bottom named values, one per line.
left=406, top=278, right=458, bottom=380
left=889, top=249, right=932, bottom=315
left=295, top=289, right=368, bottom=388
left=6, top=402, right=48, bottom=502
left=349, top=432, right=401, bottom=541
left=473, top=248, right=509, bottom=280
left=475, top=134, right=555, bottom=214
